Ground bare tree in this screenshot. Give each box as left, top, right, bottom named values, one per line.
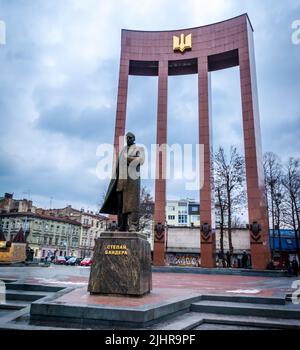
left=139, top=186, right=154, bottom=233
left=215, top=175, right=227, bottom=254
left=282, top=157, right=300, bottom=261
left=263, top=152, right=283, bottom=259
left=215, top=146, right=246, bottom=254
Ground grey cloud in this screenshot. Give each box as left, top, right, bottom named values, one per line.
left=36, top=105, right=115, bottom=143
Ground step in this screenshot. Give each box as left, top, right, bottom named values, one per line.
left=3, top=300, right=30, bottom=307
left=150, top=311, right=300, bottom=330
left=201, top=294, right=286, bottom=305
left=5, top=290, right=47, bottom=302
left=5, top=283, right=63, bottom=293
left=191, top=300, right=300, bottom=319
left=150, top=312, right=204, bottom=330
left=0, top=303, right=27, bottom=310
left=285, top=293, right=300, bottom=303
left=198, top=313, right=300, bottom=330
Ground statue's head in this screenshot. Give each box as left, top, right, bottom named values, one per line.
left=126, top=132, right=135, bottom=146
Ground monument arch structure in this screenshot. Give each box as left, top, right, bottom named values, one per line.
left=112, top=13, right=270, bottom=269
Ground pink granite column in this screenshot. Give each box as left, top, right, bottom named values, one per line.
left=113, top=54, right=129, bottom=153
left=110, top=54, right=129, bottom=223
left=198, top=56, right=216, bottom=268
left=153, top=60, right=168, bottom=266
left=239, top=22, right=270, bottom=269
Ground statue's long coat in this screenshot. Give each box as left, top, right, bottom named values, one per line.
left=100, top=144, right=144, bottom=215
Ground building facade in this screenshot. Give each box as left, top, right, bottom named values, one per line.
left=38, top=205, right=109, bottom=258
left=166, top=199, right=200, bottom=227
left=0, top=194, right=109, bottom=259
left=0, top=212, right=81, bottom=259
left=166, top=226, right=251, bottom=267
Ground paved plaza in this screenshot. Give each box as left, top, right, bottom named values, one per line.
left=0, top=265, right=297, bottom=296
left=1, top=265, right=299, bottom=330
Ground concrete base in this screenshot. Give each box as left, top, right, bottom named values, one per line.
left=88, top=232, right=152, bottom=296
left=30, top=286, right=202, bottom=328
left=29, top=287, right=299, bottom=329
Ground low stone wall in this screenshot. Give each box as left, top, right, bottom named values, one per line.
left=0, top=243, right=26, bottom=264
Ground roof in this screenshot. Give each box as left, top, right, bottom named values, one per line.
left=38, top=206, right=108, bottom=220
left=13, top=228, right=26, bottom=243
left=122, top=13, right=254, bottom=33
left=0, top=212, right=81, bottom=226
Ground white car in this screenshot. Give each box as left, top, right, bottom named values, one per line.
left=66, top=257, right=77, bottom=265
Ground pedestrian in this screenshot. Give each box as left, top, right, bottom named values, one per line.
left=292, top=259, right=299, bottom=277
left=242, top=251, right=248, bottom=269
left=226, top=251, right=231, bottom=268
left=219, top=251, right=226, bottom=268
left=285, top=257, right=292, bottom=276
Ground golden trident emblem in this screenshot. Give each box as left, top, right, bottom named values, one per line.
left=173, top=33, right=192, bottom=53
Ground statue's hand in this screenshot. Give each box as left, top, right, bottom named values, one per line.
left=127, top=156, right=137, bottom=164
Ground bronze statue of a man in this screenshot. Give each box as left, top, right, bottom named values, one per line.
left=100, top=132, right=144, bottom=232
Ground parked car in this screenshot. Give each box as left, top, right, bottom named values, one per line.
left=80, top=258, right=93, bottom=266
left=64, top=255, right=74, bottom=262
left=66, top=257, right=78, bottom=266
left=54, top=256, right=66, bottom=265
left=75, top=258, right=83, bottom=265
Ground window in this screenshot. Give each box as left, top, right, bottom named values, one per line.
left=168, top=206, right=175, bottom=212
left=178, top=205, right=187, bottom=214
left=191, top=215, right=200, bottom=222
left=178, top=215, right=187, bottom=224
left=168, top=215, right=175, bottom=220
left=83, top=218, right=89, bottom=225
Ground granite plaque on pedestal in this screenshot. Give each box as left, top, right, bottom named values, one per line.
left=88, top=232, right=152, bottom=296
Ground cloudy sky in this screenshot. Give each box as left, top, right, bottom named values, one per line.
left=0, top=0, right=299, bottom=211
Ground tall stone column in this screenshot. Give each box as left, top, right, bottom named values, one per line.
left=239, top=23, right=270, bottom=269
left=114, top=55, right=129, bottom=153
left=109, top=55, right=129, bottom=223
left=153, top=60, right=168, bottom=266
left=198, top=57, right=216, bottom=268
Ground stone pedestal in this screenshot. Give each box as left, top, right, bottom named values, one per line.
left=88, top=232, right=152, bottom=296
